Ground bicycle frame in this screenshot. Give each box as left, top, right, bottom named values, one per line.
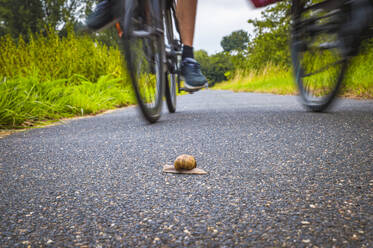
left=251, top=0, right=281, bottom=8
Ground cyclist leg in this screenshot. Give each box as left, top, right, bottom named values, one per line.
left=176, top=0, right=208, bottom=90
left=85, top=0, right=207, bottom=90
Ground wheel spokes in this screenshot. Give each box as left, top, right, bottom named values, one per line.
left=293, top=0, right=346, bottom=106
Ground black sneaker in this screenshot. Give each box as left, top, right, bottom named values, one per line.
left=85, top=0, right=123, bottom=31
left=181, top=58, right=208, bottom=90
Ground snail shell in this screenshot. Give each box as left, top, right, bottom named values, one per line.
left=174, top=154, right=196, bottom=170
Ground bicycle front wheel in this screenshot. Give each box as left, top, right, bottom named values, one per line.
left=164, top=2, right=181, bottom=113
left=122, top=0, right=165, bottom=123
left=291, top=0, right=348, bottom=112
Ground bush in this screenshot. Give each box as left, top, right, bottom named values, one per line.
left=195, top=50, right=234, bottom=84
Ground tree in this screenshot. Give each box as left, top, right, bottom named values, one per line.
left=244, top=0, right=292, bottom=69
left=41, top=0, right=97, bottom=31
left=0, top=0, right=44, bottom=38
left=247, top=0, right=291, bottom=36
left=220, top=30, right=250, bottom=53
left=0, top=0, right=96, bottom=39
left=195, top=50, right=234, bottom=84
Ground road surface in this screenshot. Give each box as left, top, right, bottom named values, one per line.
left=1, top=90, right=372, bottom=247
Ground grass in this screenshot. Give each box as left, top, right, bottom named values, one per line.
left=0, top=74, right=135, bottom=129
left=213, top=53, right=373, bottom=99
left=0, top=30, right=124, bottom=82
left=342, top=51, right=373, bottom=98
left=0, top=29, right=135, bottom=129
left=213, top=65, right=297, bottom=95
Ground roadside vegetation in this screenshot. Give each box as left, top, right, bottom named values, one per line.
left=0, top=0, right=372, bottom=129
left=0, top=0, right=134, bottom=129
left=0, top=30, right=134, bottom=129
left=198, top=1, right=373, bottom=98
left=214, top=53, right=373, bottom=98
left=213, top=65, right=296, bottom=95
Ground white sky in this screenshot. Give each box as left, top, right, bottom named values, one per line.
left=194, top=0, right=263, bottom=55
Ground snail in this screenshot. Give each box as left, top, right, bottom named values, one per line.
left=174, top=154, right=196, bottom=170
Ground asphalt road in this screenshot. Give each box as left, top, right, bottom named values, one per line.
left=1, top=90, right=372, bottom=247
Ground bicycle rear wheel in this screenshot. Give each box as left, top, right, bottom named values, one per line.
left=291, top=0, right=348, bottom=112
left=164, top=2, right=181, bottom=113
left=122, top=0, right=165, bottom=123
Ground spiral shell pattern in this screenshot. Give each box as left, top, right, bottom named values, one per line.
left=174, top=154, right=197, bottom=170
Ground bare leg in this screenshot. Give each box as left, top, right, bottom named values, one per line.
left=176, top=0, right=197, bottom=47
left=176, top=0, right=207, bottom=90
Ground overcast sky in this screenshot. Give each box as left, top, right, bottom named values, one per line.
left=194, top=0, right=263, bottom=55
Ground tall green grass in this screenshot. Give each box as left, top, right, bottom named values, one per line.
left=0, top=75, right=134, bottom=129
left=0, top=30, right=134, bottom=129
left=343, top=50, right=373, bottom=98
left=214, top=64, right=296, bottom=95
left=0, top=30, right=125, bottom=82
left=214, top=52, right=373, bottom=99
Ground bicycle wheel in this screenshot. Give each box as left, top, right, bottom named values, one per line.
left=164, top=2, right=181, bottom=113
left=122, top=0, right=165, bottom=123
left=291, top=0, right=349, bottom=112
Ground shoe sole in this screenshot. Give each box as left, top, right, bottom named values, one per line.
left=183, top=83, right=208, bottom=91
left=181, top=77, right=208, bottom=90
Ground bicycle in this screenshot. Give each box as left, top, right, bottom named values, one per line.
left=117, top=0, right=372, bottom=121
left=114, top=0, right=190, bottom=123
left=290, top=0, right=373, bottom=111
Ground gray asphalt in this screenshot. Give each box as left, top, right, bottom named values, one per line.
left=1, top=90, right=372, bottom=247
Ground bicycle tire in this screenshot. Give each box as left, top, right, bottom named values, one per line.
left=122, top=0, right=165, bottom=123
left=291, top=0, right=348, bottom=112
left=164, top=3, right=180, bottom=113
